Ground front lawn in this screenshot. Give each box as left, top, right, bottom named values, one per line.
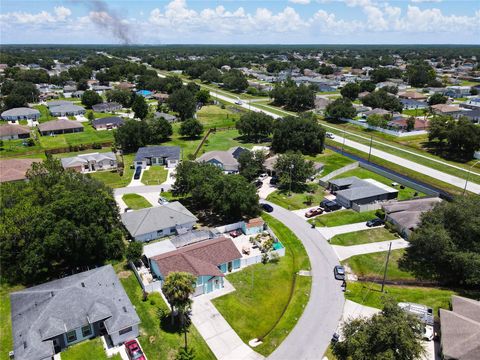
left=141, top=166, right=168, bottom=185
left=120, top=272, right=215, bottom=360
left=305, top=148, right=355, bottom=177
left=309, top=209, right=378, bottom=227
left=90, top=153, right=135, bottom=188
left=122, top=194, right=152, bottom=210
left=212, top=213, right=311, bottom=356
left=342, top=249, right=415, bottom=282
left=61, top=338, right=121, bottom=360
left=329, top=227, right=399, bottom=246
left=266, top=186, right=326, bottom=210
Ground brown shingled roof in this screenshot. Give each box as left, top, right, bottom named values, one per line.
left=0, top=124, right=30, bottom=137
left=38, top=119, right=83, bottom=132
left=0, top=158, right=42, bottom=182
left=153, top=237, right=242, bottom=277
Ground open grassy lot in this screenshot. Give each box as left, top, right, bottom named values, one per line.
left=329, top=227, right=399, bottom=246
left=198, top=129, right=269, bottom=155
left=266, top=186, right=326, bottom=210
left=38, top=124, right=114, bottom=150
left=332, top=167, right=424, bottom=201
left=309, top=209, right=377, bottom=227
left=0, top=138, right=44, bottom=159
left=122, top=194, right=152, bottom=210
left=120, top=272, right=215, bottom=360
left=197, top=105, right=239, bottom=129
left=141, top=165, right=168, bottom=185
left=212, top=213, right=311, bottom=356
left=342, top=249, right=415, bottom=282
left=90, top=153, right=135, bottom=188
left=61, top=338, right=121, bottom=360
left=305, top=149, right=355, bottom=176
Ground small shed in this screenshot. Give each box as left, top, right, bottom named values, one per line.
left=242, top=218, right=265, bottom=235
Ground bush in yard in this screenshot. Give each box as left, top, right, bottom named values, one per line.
left=81, top=90, right=103, bottom=109
left=126, top=241, right=143, bottom=263
left=179, top=118, right=204, bottom=138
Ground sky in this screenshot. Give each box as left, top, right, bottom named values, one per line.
left=0, top=0, right=479, bottom=45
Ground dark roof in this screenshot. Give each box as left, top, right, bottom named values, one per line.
left=152, top=237, right=242, bottom=278
left=92, top=102, right=122, bottom=112
left=38, top=119, right=83, bottom=132
left=46, top=100, right=72, bottom=108
left=399, top=98, right=427, bottom=107
left=92, top=116, right=125, bottom=127
left=0, top=124, right=30, bottom=137
left=134, top=146, right=181, bottom=162
left=10, top=265, right=140, bottom=360
left=331, top=176, right=397, bottom=201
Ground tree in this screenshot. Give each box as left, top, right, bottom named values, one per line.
left=106, top=89, right=132, bottom=107
left=340, top=83, right=360, bottom=100
left=370, top=67, right=403, bottom=83
left=235, top=112, right=274, bottom=142
left=383, top=85, right=398, bottom=94
left=162, top=272, right=196, bottom=329
left=238, top=150, right=266, bottom=182
left=367, top=114, right=390, bottom=128
left=195, top=89, right=211, bottom=105
left=446, top=117, right=480, bottom=159
left=272, top=114, right=326, bottom=155
left=406, top=116, right=416, bottom=131
left=149, top=117, right=173, bottom=143
left=1, top=81, right=39, bottom=103
left=222, top=69, right=248, bottom=92
left=86, top=111, right=95, bottom=123
left=406, top=63, right=436, bottom=87
left=428, top=115, right=452, bottom=144
left=81, top=90, right=102, bottom=109
left=3, top=94, right=27, bottom=110
left=270, top=80, right=315, bottom=112
left=77, top=79, right=89, bottom=91
left=274, top=152, right=315, bottom=192
left=114, top=119, right=151, bottom=152
left=126, top=242, right=143, bottom=263
left=168, top=87, right=197, bottom=120
left=400, top=195, right=480, bottom=287
left=132, top=95, right=149, bottom=120
left=362, top=89, right=403, bottom=112
left=324, top=97, right=356, bottom=121
left=200, top=68, right=222, bottom=83
left=0, top=158, right=125, bottom=284
left=470, top=87, right=479, bottom=96
left=428, top=93, right=447, bottom=106
left=359, top=80, right=376, bottom=92
left=333, top=300, right=424, bottom=360
left=179, top=118, right=203, bottom=138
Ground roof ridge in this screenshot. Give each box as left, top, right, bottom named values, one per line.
left=132, top=207, right=154, bottom=236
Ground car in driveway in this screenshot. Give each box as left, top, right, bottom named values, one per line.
left=133, top=166, right=142, bottom=180
left=333, top=265, right=346, bottom=280
left=229, top=229, right=242, bottom=238
left=270, top=176, right=279, bottom=186
left=258, top=173, right=268, bottom=180
left=125, top=339, right=146, bottom=360
left=254, top=180, right=263, bottom=189
left=320, top=200, right=341, bottom=212
left=158, top=196, right=169, bottom=205
left=305, top=207, right=323, bottom=218
left=261, top=203, right=273, bottom=212
left=366, top=217, right=384, bottom=227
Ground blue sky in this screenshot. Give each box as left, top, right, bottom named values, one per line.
left=0, top=0, right=479, bottom=44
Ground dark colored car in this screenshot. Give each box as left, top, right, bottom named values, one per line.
left=261, top=203, right=274, bottom=213
left=366, top=218, right=385, bottom=227
left=254, top=180, right=263, bottom=189
left=270, top=176, right=279, bottom=185
left=321, top=200, right=341, bottom=212
left=133, top=166, right=142, bottom=180
left=305, top=207, right=323, bottom=218
left=125, top=339, right=146, bottom=360
left=334, top=265, right=346, bottom=280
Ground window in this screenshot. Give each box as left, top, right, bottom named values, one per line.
left=66, top=330, right=77, bottom=343
left=119, top=326, right=132, bottom=336
left=156, top=230, right=163, bottom=236
left=81, top=325, right=92, bottom=337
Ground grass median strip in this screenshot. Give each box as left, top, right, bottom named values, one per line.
left=330, top=227, right=399, bottom=246
left=122, top=193, right=152, bottom=209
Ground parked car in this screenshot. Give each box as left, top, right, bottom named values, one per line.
left=125, top=339, right=146, bottom=360
left=254, top=180, right=263, bottom=189
left=133, top=166, right=142, bottom=180
left=305, top=207, right=323, bottom=218
left=320, top=200, right=341, bottom=212
left=366, top=218, right=384, bottom=227
left=270, top=176, right=279, bottom=185
left=261, top=203, right=274, bottom=213
left=326, top=132, right=334, bottom=139
left=258, top=173, right=268, bottom=180
left=158, top=196, right=169, bottom=205
left=229, top=229, right=242, bottom=238
left=333, top=265, right=346, bottom=280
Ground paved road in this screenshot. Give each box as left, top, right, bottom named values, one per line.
left=264, top=201, right=345, bottom=360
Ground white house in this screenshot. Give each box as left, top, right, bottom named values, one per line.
left=134, top=146, right=180, bottom=169
left=60, top=152, right=117, bottom=173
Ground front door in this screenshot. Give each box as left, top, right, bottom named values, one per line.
left=206, top=280, right=213, bottom=293
left=52, top=338, right=61, bottom=353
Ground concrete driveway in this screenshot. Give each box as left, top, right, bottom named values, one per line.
left=257, top=177, right=276, bottom=200
left=332, top=238, right=409, bottom=261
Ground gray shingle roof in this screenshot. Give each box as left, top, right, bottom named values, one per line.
left=49, top=104, right=85, bottom=115
left=121, top=201, right=198, bottom=237
left=92, top=116, right=125, bottom=127
left=332, top=176, right=397, bottom=201
left=154, top=112, right=177, bottom=122
left=1, top=107, right=40, bottom=118
left=46, top=100, right=72, bottom=108
left=38, top=119, right=83, bottom=132
left=196, top=147, right=248, bottom=172
left=10, top=265, right=140, bottom=360
left=60, top=152, right=116, bottom=168
left=134, top=146, right=181, bottom=162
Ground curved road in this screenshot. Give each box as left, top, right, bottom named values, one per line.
left=264, top=201, right=345, bottom=360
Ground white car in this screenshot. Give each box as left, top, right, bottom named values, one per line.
left=158, top=196, right=169, bottom=205
left=235, top=98, right=243, bottom=105
left=423, top=325, right=434, bottom=341
left=258, top=173, right=268, bottom=180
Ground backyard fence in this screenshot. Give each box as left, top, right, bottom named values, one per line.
left=129, top=260, right=162, bottom=293
left=44, top=141, right=113, bottom=155
left=318, top=162, right=359, bottom=186
left=215, top=221, right=244, bottom=233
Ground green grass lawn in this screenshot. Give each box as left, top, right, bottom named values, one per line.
left=333, top=167, right=423, bottom=201
left=141, top=166, right=168, bottom=185
left=266, top=187, right=326, bottom=210
left=90, top=153, right=134, bottom=188
left=33, top=104, right=52, bottom=123
left=61, top=337, right=121, bottom=360
left=120, top=272, right=215, bottom=360
left=0, top=138, right=44, bottom=159
left=212, top=213, right=311, bottom=356
left=38, top=124, right=114, bottom=150
left=402, top=109, right=427, bottom=117
left=329, top=227, right=399, bottom=246
left=342, top=249, right=415, bottom=282
left=305, top=149, right=355, bottom=176
left=197, top=105, right=239, bottom=129
left=0, top=284, right=24, bottom=360
left=122, top=194, right=152, bottom=210
left=309, top=209, right=378, bottom=227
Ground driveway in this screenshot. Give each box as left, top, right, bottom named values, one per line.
left=264, top=201, right=345, bottom=360
left=316, top=222, right=372, bottom=240
left=332, top=238, right=409, bottom=261
left=258, top=177, right=276, bottom=199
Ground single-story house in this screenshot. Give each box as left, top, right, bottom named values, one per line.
left=431, top=104, right=462, bottom=116
left=39, top=92, right=59, bottom=101
left=38, top=119, right=84, bottom=136
left=196, top=147, right=249, bottom=174
left=460, top=109, right=480, bottom=124
left=400, top=99, right=428, bottom=110
left=91, top=85, right=112, bottom=95
left=121, top=201, right=198, bottom=242
left=115, top=82, right=135, bottom=91
left=134, top=146, right=181, bottom=169
left=9, top=265, right=140, bottom=360
left=62, top=85, right=76, bottom=97
left=241, top=218, right=265, bottom=235
left=71, top=90, right=85, bottom=98
left=439, top=296, right=480, bottom=360
left=92, top=102, right=122, bottom=113
left=0, top=158, right=41, bottom=183
left=443, top=86, right=471, bottom=98
left=92, top=116, right=125, bottom=130
left=60, top=152, right=117, bottom=173
left=49, top=104, right=85, bottom=117
left=362, top=108, right=391, bottom=118
left=154, top=112, right=177, bottom=123
left=46, top=100, right=73, bottom=108
left=460, top=97, right=480, bottom=110
left=0, top=124, right=30, bottom=140
left=398, top=91, right=428, bottom=101
left=382, top=197, right=442, bottom=238
left=329, top=176, right=398, bottom=208
left=152, top=93, right=169, bottom=103
left=1, top=107, right=40, bottom=122
left=150, top=237, right=242, bottom=296
left=388, top=118, right=429, bottom=131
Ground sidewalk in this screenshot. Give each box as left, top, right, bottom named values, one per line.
left=332, top=239, right=409, bottom=261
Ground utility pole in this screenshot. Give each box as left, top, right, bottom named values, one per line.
left=463, top=161, right=479, bottom=195
left=381, top=242, right=392, bottom=293
left=367, top=135, right=373, bottom=163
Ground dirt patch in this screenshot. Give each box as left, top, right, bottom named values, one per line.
left=117, top=271, right=131, bottom=279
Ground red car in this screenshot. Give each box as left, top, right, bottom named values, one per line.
left=125, top=339, right=146, bottom=360
left=229, top=229, right=242, bottom=238
left=305, top=207, right=323, bottom=218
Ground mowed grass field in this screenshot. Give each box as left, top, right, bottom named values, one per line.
left=329, top=227, right=399, bottom=246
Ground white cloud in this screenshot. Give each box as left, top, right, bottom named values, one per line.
left=0, top=6, right=72, bottom=25
left=54, top=6, right=71, bottom=21
left=411, top=0, right=442, bottom=3
left=289, top=0, right=311, bottom=4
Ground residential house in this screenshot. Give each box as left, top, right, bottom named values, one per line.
left=121, top=201, right=198, bottom=242
left=400, top=99, right=428, bottom=110
left=92, top=102, right=122, bottom=113
left=382, top=197, right=442, bottom=238
left=314, top=97, right=332, bottom=112
left=460, top=98, right=480, bottom=110
left=196, top=146, right=249, bottom=174
left=71, top=90, right=85, bottom=98
left=38, top=119, right=84, bottom=136
left=150, top=237, right=242, bottom=296
left=439, top=296, right=480, bottom=360
left=136, top=90, right=153, bottom=98
left=92, top=116, right=125, bottom=130
left=152, top=93, right=169, bottom=103
left=62, top=85, right=76, bottom=97
left=154, top=112, right=177, bottom=123
left=46, top=100, right=72, bottom=108
left=1, top=107, right=40, bottom=122
left=91, top=85, right=112, bottom=95
left=134, top=146, right=181, bottom=169
left=0, top=158, right=41, bottom=183
left=460, top=109, right=480, bottom=124
left=9, top=265, right=140, bottom=360
left=49, top=104, right=85, bottom=117
left=0, top=124, right=30, bottom=140
left=388, top=118, right=429, bottom=131
left=362, top=108, right=391, bottom=118
left=60, top=152, right=117, bottom=173
left=398, top=91, right=428, bottom=101
left=431, top=104, right=463, bottom=117
left=444, top=86, right=471, bottom=98
left=115, top=82, right=135, bottom=91
left=329, top=176, right=398, bottom=209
